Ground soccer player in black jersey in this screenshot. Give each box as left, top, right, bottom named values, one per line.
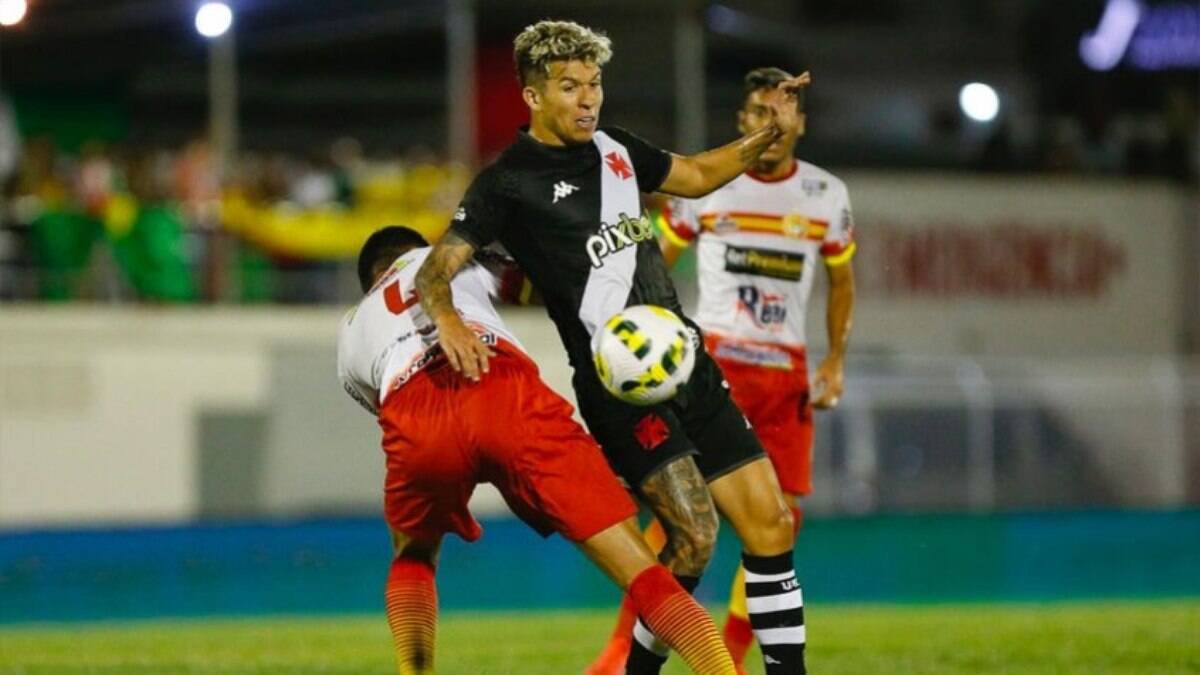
left=416, top=20, right=810, bottom=675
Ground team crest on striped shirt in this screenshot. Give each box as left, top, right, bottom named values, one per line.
left=783, top=214, right=809, bottom=238
left=714, top=213, right=737, bottom=234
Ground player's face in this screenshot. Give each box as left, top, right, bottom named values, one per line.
left=737, top=88, right=806, bottom=167
left=525, top=60, right=604, bottom=146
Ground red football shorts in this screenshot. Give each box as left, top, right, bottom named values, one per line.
left=705, top=334, right=814, bottom=496
left=377, top=340, right=637, bottom=543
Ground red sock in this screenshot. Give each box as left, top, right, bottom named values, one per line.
left=384, top=558, right=437, bottom=675
left=722, top=613, right=755, bottom=666
left=629, top=565, right=736, bottom=675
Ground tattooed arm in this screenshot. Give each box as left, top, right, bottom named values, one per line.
left=414, top=231, right=494, bottom=381
left=658, top=72, right=810, bottom=198
left=640, top=456, right=720, bottom=576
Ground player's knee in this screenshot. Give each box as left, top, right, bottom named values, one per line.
left=746, top=502, right=795, bottom=555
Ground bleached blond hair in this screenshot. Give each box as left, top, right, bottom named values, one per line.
left=513, top=20, right=612, bottom=87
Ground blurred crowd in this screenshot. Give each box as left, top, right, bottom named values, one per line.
left=0, top=82, right=1195, bottom=306
left=974, top=93, right=1198, bottom=179
left=0, top=134, right=467, bottom=303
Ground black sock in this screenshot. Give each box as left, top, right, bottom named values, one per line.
left=625, top=574, right=699, bottom=675
left=743, top=551, right=806, bottom=675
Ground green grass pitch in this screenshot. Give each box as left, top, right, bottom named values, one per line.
left=1, top=600, right=1197, bottom=674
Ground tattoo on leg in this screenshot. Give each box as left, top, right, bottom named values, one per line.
left=641, top=457, right=718, bottom=576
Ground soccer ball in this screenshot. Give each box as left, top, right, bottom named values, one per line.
left=592, top=305, right=696, bottom=406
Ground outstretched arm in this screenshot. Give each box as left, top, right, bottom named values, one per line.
left=658, top=72, right=810, bottom=198
left=414, top=231, right=494, bottom=381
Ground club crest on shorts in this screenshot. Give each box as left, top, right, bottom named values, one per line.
left=633, top=413, right=670, bottom=451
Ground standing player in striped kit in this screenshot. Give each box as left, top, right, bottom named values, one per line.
left=660, top=66, right=857, bottom=672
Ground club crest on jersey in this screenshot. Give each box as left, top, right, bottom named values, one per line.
left=783, top=214, right=810, bottom=238
left=586, top=212, right=654, bottom=268
left=714, top=213, right=737, bottom=234
left=604, top=151, right=633, bottom=180
left=737, top=285, right=787, bottom=330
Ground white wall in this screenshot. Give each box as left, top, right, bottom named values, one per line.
left=0, top=307, right=323, bottom=526
left=0, top=174, right=1193, bottom=527
left=0, top=306, right=576, bottom=528
left=806, top=173, right=1187, bottom=357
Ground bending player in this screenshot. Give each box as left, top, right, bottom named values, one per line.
left=417, top=21, right=809, bottom=675
left=592, top=66, right=857, bottom=672
left=338, top=226, right=737, bottom=675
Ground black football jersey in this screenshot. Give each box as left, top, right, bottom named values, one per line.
left=450, top=127, right=685, bottom=372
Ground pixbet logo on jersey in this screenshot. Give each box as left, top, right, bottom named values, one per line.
left=586, top=212, right=655, bottom=268
left=737, top=285, right=787, bottom=330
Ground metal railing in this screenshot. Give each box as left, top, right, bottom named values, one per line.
left=806, top=353, right=1200, bottom=514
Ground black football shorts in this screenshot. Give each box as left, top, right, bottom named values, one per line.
left=573, top=325, right=767, bottom=495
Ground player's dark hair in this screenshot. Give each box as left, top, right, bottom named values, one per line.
left=744, top=66, right=805, bottom=113
left=357, top=226, right=428, bottom=292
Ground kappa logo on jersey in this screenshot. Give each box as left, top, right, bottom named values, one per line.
left=585, top=212, right=655, bottom=268
left=604, top=151, right=633, bottom=180
left=552, top=181, right=579, bottom=203
left=737, top=285, right=788, bottom=330
left=725, top=245, right=805, bottom=281
left=453, top=207, right=466, bottom=221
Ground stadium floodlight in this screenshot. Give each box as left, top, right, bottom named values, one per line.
left=195, top=1, right=233, bottom=39
left=959, top=83, right=1000, bottom=123
left=1079, top=0, right=1141, bottom=71
left=0, top=0, right=27, bottom=27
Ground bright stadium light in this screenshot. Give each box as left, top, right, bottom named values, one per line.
left=1079, top=0, right=1142, bottom=71
left=195, top=2, right=233, bottom=39
left=0, top=0, right=28, bottom=27
left=959, top=82, right=1000, bottom=123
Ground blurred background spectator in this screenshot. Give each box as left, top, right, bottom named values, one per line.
left=0, top=0, right=1194, bottom=305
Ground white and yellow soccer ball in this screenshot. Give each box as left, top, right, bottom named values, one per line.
left=592, top=305, right=696, bottom=406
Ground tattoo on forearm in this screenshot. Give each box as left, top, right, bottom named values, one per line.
left=415, top=231, right=476, bottom=322
left=641, top=457, right=718, bottom=576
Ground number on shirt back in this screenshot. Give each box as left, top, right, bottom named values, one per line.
left=383, top=281, right=420, bottom=315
